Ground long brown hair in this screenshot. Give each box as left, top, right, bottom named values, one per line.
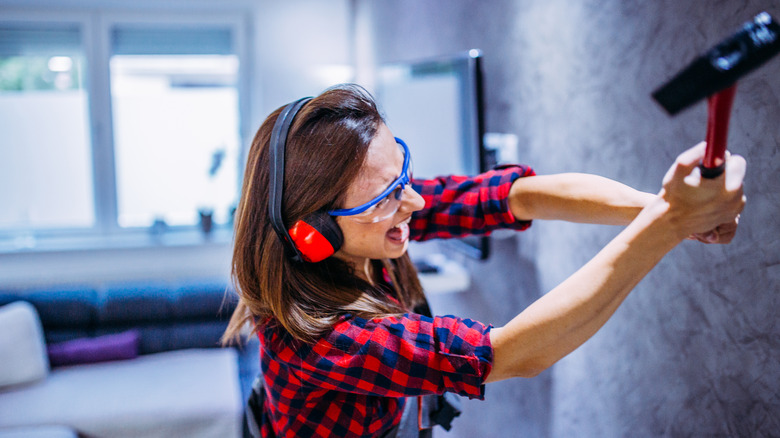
left=223, top=84, right=425, bottom=344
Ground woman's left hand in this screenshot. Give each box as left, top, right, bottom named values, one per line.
left=688, top=215, right=740, bottom=244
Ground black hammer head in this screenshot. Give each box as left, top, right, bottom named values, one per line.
left=653, top=11, right=780, bottom=115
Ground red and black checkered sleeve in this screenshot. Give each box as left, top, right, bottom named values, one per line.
left=279, top=313, right=493, bottom=400
left=409, top=164, right=536, bottom=241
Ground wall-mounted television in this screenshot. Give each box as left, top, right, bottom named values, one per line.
left=375, top=49, right=492, bottom=259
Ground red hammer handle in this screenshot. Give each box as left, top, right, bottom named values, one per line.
left=701, top=84, right=737, bottom=178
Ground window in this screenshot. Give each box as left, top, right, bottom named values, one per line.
left=0, top=25, right=94, bottom=231
left=0, top=13, right=247, bottom=251
left=110, top=27, right=240, bottom=228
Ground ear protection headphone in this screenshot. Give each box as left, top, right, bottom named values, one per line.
left=268, top=97, right=344, bottom=263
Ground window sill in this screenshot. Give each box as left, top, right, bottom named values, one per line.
left=0, top=227, right=234, bottom=255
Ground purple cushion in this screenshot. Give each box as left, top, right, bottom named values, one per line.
left=47, top=330, right=140, bottom=367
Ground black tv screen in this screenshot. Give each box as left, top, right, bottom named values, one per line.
left=375, top=49, right=491, bottom=259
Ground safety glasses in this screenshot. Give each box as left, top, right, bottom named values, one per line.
left=328, top=137, right=412, bottom=224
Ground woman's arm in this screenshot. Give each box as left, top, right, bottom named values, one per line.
left=410, top=165, right=535, bottom=242
left=508, top=173, right=655, bottom=225
left=487, top=143, right=746, bottom=382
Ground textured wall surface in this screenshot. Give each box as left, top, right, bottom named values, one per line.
left=366, top=1, right=780, bottom=436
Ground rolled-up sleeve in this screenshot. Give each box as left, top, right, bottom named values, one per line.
left=410, top=165, right=535, bottom=241
left=286, top=313, right=493, bottom=400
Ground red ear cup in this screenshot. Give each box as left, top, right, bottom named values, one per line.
left=287, top=211, right=343, bottom=263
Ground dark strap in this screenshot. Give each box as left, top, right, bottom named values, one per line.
left=244, top=375, right=266, bottom=438
left=429, top=392, right=462, bottom=431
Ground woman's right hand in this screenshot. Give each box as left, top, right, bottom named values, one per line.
left=655, top=142, right=746, bottom=242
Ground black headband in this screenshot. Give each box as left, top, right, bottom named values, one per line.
left=267, top=97, right=312, bottom=261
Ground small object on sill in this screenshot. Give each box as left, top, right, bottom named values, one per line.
left=149, top=218, right=168, bottom=240
left=199, top=209, right=214, bottom=237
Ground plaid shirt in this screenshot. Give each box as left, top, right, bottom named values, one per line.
left=257, top=165, right=535, bottom=437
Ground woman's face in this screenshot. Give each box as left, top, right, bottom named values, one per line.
left=334, top=123, right=425, bottom=271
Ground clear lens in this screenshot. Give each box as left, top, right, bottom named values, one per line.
left=346, top=184, right=407, bottom=224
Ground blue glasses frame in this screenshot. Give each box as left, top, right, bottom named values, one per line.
left=329, top=137, right=411, bottom=217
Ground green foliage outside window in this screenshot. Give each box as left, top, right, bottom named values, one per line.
left=0, top=56, right=83, bottom=92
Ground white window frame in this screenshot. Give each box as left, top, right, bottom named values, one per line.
left=0, top=6, right=252, bottom=252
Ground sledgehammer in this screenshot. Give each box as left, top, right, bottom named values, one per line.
left=652, top=11, right=780, bottom=178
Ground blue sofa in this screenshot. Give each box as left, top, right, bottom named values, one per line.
left=0, top=278, right=259, bottom=438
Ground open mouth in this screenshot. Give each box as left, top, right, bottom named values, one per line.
left=386, top=218, right=411, bottom=243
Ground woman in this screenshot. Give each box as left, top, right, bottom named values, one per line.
left=223, top=84, right=745, bottom=437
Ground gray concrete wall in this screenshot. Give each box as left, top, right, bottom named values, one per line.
left=365, top=1, right=780, bottom=436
